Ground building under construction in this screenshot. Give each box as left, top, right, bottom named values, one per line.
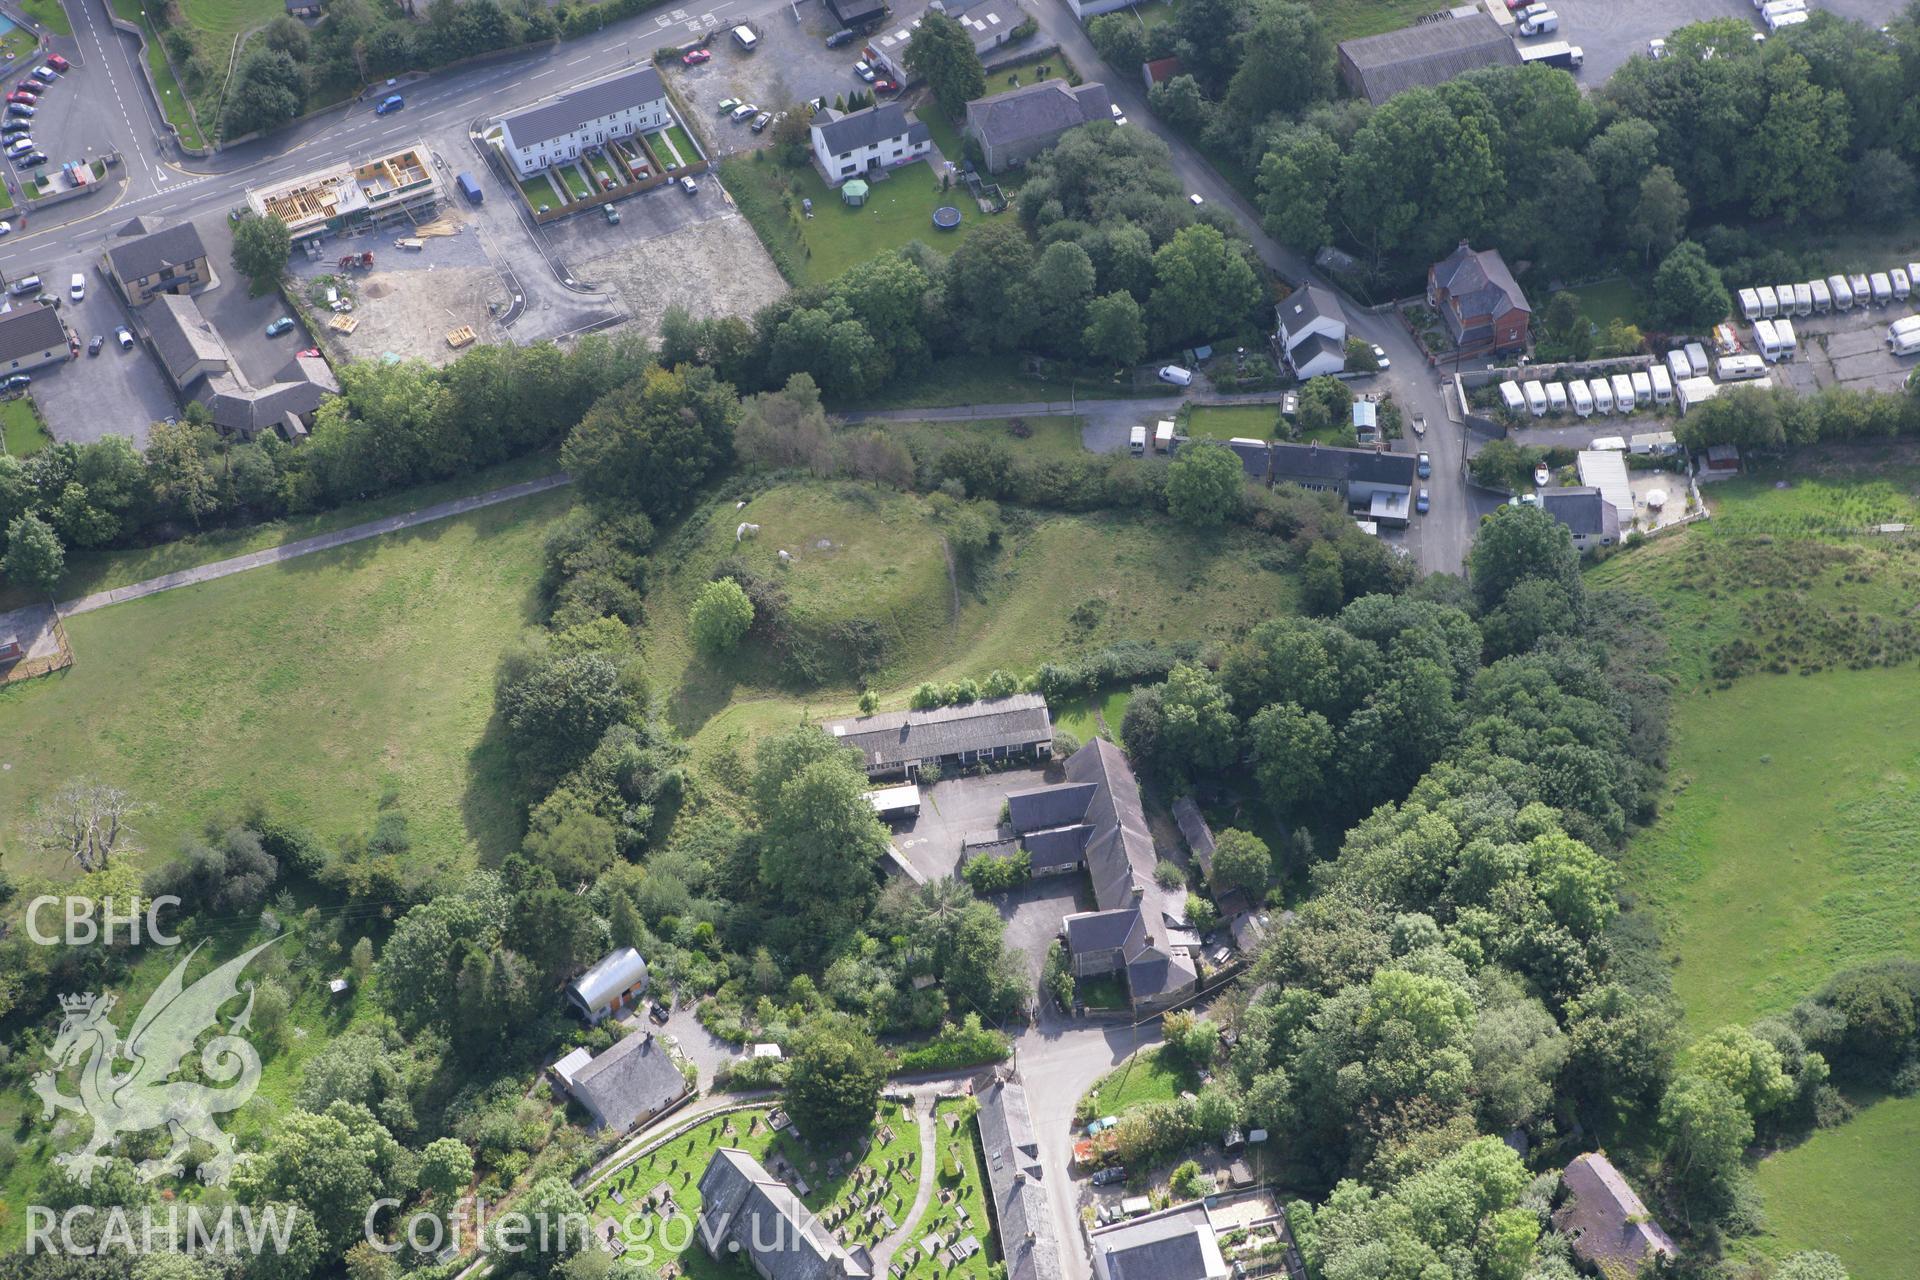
left=244, top=143, right=442, bottom=242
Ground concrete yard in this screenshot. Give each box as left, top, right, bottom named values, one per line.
left=668, top=11, right=875, bottom=162
left=571, top=205, right=786, bottom=347
left=1776, top=305, right=1919, bottom=396
left=1548, top=0, right=1909, bottom=86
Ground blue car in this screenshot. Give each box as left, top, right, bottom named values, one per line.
left=266, top=317, right=296, bottom=337
left=1415, top=488, right=1430, bottom=515
left=375, top=93, right=404, bottom=116
left=1416, top=451, right=1431, bottom=479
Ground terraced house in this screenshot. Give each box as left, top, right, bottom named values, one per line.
left=499, top=67, right=672, bottom=179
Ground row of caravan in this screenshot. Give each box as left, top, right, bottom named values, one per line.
left=1499, top=367, right=1675, bottom=418
left=1750, top=317, right=1799, bottom=362
left=1889, top=315, right=1920, bottom=356
left=1739, top=265, right=1920, bottom=321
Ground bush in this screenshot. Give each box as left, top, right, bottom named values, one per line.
left=1042, top=941, right=1073, bottom=1011
left=963, top=848, right=1031, bottom=894
left=894, top=1014, right=1012, bottom=1072
left=691, top=577, right=755, bottom=655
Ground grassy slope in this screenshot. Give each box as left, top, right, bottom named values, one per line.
left=1089, top=1046, right=1197, bottom=1116
left=652, top=481, right=1299, bottom=746
left=1623, top=668, right=1920, bottom=1030
left=1736, top=1092, right=1920, bottom=1280
left=0, top=485, right=572, bottom=880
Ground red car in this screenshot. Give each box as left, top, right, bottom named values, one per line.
left=682, top=48, right=711, bottom=65
left=46, top=54, right=69, bottom=72
left=873, top=78, right=899, bottom=93
left=6, top=92, right=34, bottom=104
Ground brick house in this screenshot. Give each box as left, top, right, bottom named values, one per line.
left=1428, top=241, right=1531, bottom=355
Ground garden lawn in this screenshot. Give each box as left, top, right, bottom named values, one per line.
left=1, top=396, right=52, bottom=455
left=0, top=24, right=33, bottom=62
left=834, top=353, right=1180, bottom=411
left=0, top=483, right=574, bottom=881
left=1733, top=1093, right=1920, bottom=1280
left=1185, top=404, right=1282, bottom=442
left=18, top=0, right=70, bottom=35
left=1568, top=277, right=1643, bottom=331
left=1075, top=973, right=1129, bottom=1012
left=902, top=1101, right=995, bottom=1280
left=663, top=123, right=699, bottom=165
left=586, top=152, right=619, bottom=187
left=723, top=156, right=998, bottom=286
left=1087, top=1046, right=1197, bottom=1116
left=558, top=163, right=594, bottom=201
left=518, top=172, right=562, bottom=210
left=979, top=51, right=1077, bottom=97
left=1053, top=686, right=1132, bottom=744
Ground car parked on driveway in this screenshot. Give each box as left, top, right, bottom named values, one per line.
left=3, top=374, right=31, bottom=393
left=682, top=48, right=711, bottom=65
left=853, top=59, right=876, bottom=81
left=1371, top=343, right=1390, bottom=369
left=1091, top=1167, right=1126, bottom=1186
left=873, top=78, right=899, bottom=93
left=266, top=317, right=296, bottom=337
left=825, top=28, right=855, bottom=47
left=730, top=102, right=758, bottom=121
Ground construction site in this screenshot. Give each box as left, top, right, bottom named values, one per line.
left=293, top=216, right=509, bottom=368
left=245, top=144, right=444, bottom=243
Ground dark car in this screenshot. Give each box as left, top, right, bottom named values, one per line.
left=87, top=334, right=103, bottom=356
left=2, top=121, right=28, bottom=134
left=3, top=374, right=31, bottom=393
left=648, top=1001, right=671, bottom=1025
left=374, top=93, right=403, bottom=115
left=825, top=28, right=856, bottom=47
left=18, top=152, right=47, bottom=167
left=1091, top=1167, right=1127, bottom=1186
left=7, top=104, right=34, bottom=118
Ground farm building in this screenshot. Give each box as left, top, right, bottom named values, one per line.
left=1552, top=1153, right=1676, bottom=1278
left=1539, top=487, right=1621, bottom=552
left=549, top=1030, right=688, bottom=1132
left=965, top=79, right=1112, bottom=173
left=1576, top=450, right=1635, bottom=528
left=1337, top=13, right=1520, bottom=106
left=823, top=693, right=1054, bottom=779
left=1427, top=241, right=1531, bottom=355
left=698, top=1149, right=872, bottom=1280
left=566, top=946, right=650, bottom=1025
left=1013, top=740, right=1197, bottom=1012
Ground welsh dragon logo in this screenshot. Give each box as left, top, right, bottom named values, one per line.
left=32, top=939, right=274, bottom=1187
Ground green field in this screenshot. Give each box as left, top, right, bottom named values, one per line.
left=835, top=353, right=1178, bottom=411
left=109, top=0, right=209, bottom=148
left=1185, top=404, right=1280, bottom=441
left=1568, top=277, right=1644, bottom=330
left=18, top=0, right=71, bottom=35
left=1054, top=687, right=1132, bottom=743
left=881, top=415, right=1089, bottom=463
left=647, top=480, right=1301, bottom=738
left=1308, top=0, right=1430, bottom=40
left=1597, top=466, right=1920, bottom=1027
left=723, top=157, right=1002, bottom=286
left=0, top=395, right=52, bottom=455
left=0, top=484, right=573, bottom=881
left=1735, top=1093, right=1920, bottom=1280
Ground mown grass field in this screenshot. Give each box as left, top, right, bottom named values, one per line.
left=653, top=481, right=1298, bottom=739
left=1, top=395, right=51, bottom=456
left=1735, top=1092, right=1920, bottom=1280
left=1308, top=0, right=1431, bottom=40
left=880, top=416, right=1089, bottom=463
left=1087, top=1046, right=1197, bottom=1117
left=0, top=484, right=573, bottom=881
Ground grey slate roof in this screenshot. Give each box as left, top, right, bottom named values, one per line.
left=1064, top=908, right=1142, bottom=953
left=146, top=293, right=230, bottom=384
left=1067, top=738, right=1156, bottom=913
left=1540, top=486, right=1615, bottom=538
left=823, top=693, right=1052, bottom=774
left=1090, top=1201, right=1225, bottom=1280
left=974, top=1074, right=1062, bottom=1280
left=965, top=79, right=1110, bottom=151
left=567, top=1029, right=688, bottom=1132
left=1270, top=442, right=1416, bottom=490
left=814, top=102, right=931, bottom=155
left=202, top=373, right=329, bottom=436
left=501, top=66, right=667, bottom=149
left=1431, top=242, right=1530, bottom=321
left=106, top=221, right=207, bottom=284
left=1552, top=1153, right=1676, bottom=1277
left=1276, top=284, right=1342, bottom=343
left=699, top=1149, right=870, bottom=1280
left=0, top=303, right=67, bottom=365
left=1172, top=797, right=1214, bottom=879
left=1227, top=439, right=1271, bottom=483
left=1289, top=331, right=1345, bottom=372
left=1338, top=12, right=1520, bottom=105
left=1008, top=782, right=1095, bottom=833
left=1023, top=825, right=1091, bottom=870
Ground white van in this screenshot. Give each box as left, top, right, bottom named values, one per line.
left=1129, top=425, right=1147, bottom=456
left=1520, top=10, right=1559, bottom=35
left=731, top=24, right=758, bottom=49
left=69, top=272, right=84, bottom=302
left=8, top=274, right=39, bottom=296
left=1157, top=365, right=1193, bottom=386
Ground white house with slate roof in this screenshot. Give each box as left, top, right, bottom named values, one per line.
left=549, top=1029, right=688, bottom=1132
left=1540, top=486, right=1621, bottom=552
left=810, top=101, right=932, bottom=185
left=698, top=1149, right=871, bottom=1280
left=1274, top=284, right=1346, bottom=379
left=1090, top=1201, right=1228, bottom=1280
left=822, top=693, right=1052, bottom=779
left=498, top=66, right=672, bottom=178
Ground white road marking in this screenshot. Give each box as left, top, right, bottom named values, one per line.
left=567, top=53, right=595, bottom=65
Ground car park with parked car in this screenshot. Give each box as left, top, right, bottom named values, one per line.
left=682, top=48, right=711, bottom=65
left=266, top=317, right=296, bottom=337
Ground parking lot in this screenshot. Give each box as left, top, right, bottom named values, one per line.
left=1771, top=301, right=1918, bottom=395
left=2, top=56, right=99, bottom=210
left=1535, top=0, right=1909, bottom=86
left=26, top=263, right=178, bottom=449
left=667, top=12, right=881, bottom=160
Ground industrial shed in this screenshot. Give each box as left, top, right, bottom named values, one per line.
left=1337, top=13, right=1521, bottom=106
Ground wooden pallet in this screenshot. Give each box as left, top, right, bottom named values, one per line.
left=446, top=325, right=477, bottom=349
left=327, top=313, right=359, bottom=334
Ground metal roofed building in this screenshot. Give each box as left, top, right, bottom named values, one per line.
left=566, top=946, right=650, bottom=1024
left=975, top=1071, right=1062, bottom=1280
left=1575, top=449, right=1634, bottom=527
left=497, top=66, right=672, bottom=178
left=822, top=693, right=1053, bottom=779
left=1337, top=13, right=1521, bottom=106
left=867, top=0, right=1026, bottom=85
